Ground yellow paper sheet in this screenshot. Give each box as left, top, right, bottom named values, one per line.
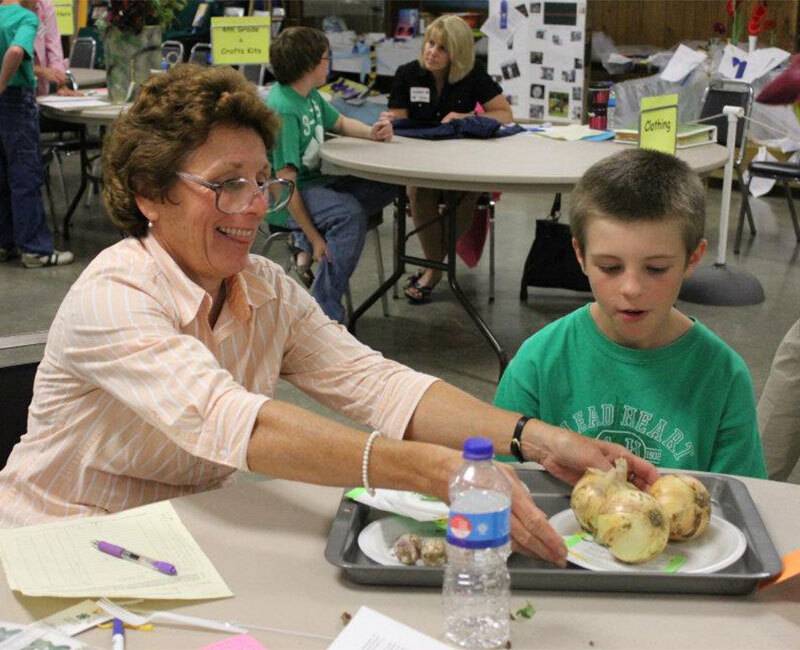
left=0, top=501, right=232, bottom=599
left=536, top=124, right=605, bottom=141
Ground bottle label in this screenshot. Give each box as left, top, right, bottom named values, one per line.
left=446, top=508, right=510, bottom=549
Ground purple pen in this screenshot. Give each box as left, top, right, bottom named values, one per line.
left=91, top=540, right=177, bottom=576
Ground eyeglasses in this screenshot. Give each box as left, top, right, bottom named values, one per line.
left=177, top=172, right=294, bottom=214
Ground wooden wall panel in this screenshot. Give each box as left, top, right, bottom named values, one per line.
left=587, top=0, right=798, bottom=52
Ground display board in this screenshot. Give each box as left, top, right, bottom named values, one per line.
left=485, top=1, right=587, bottom=122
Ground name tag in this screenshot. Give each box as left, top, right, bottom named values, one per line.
left=410, top=87, right=430, bottom=103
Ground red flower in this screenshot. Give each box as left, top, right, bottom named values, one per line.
left=726, top=0, right=734, bottom=17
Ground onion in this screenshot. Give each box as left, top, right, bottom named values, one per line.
left=594, top=488, right=669, bottom=563
left=648, top=474, right=711, bottom=541
left=570, top=458, right=629, bottom=535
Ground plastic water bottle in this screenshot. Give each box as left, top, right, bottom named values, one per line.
left=607, top=88, right=617, bottom=130
left=443, top=437, right=512, bottom=649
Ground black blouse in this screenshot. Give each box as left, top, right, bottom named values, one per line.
left=388, top=60, right=503, bottom=125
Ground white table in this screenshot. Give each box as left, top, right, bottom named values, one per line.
left=38, top=100, right=127, bottom=238
left=70, top=68, right=107, bottom=89
left=0, top=473, right=797, bottom=649
left=321, top=134, right=729, bottom=374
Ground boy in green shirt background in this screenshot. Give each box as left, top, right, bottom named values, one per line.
left=267, top=26, right=396, bottom=323
left=0, top=0, right=72, bottom=268
left=495, top=149, right=766, bottom=478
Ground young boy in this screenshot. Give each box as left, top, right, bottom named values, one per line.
left=0, top=0, right=72, bottom=268
left=495, top=148, right=766, bottom=478
left=266, top=26, right=396, bottom=323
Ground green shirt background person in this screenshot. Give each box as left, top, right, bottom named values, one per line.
left=494, top=305, right=767, bottom=478
left=266, top=84, right=340, bottom=228
left=0, top=0, right=37, bottom=89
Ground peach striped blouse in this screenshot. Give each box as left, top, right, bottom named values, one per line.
left=0, top=236, right=437, bottom=527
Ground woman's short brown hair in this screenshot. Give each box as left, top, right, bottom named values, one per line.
left=420, top=15, right=475, bottom=84
left=102, top=64, right=280, bottom=238
left=269, top=26, right=329, bottom=85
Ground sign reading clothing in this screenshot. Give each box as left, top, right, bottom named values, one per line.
left=211, top=16, right=270, bottom=65
left=639, top=94, right=678, bottom=155
left=54, top=0, right=73, bottom=36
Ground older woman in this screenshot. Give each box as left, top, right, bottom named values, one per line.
left=0, top=66, right=656, bottom=565
left=384, top=15, right=513, bottom=303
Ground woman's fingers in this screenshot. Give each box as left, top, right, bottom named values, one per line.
left=510, top=507, right=567, bottom=567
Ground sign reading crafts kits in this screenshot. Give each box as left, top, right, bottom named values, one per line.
left=639, top=94, right=678, bottom=154
left=211, top=16, right=270, bottom=65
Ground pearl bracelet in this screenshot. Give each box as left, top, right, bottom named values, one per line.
left=361, top=430, right=382, bottom=496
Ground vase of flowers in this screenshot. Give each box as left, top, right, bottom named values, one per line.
left=97, top=0, right=186, bottom=103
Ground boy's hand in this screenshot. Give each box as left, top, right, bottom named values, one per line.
left=370, top=119, right=393, bottom=142
left=310, top=236, right=328, bottom=263
left=524, top=423, right=660, bottom=490
left=441, top=111, right=472, bottom=124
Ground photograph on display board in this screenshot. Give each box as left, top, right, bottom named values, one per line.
left=530, top=2, right=541, bottom=13
left=530, top=51, right=543, bottom=64
left=530, top=84, right=545, bottom=99
left=529, top=104, right=544, bottom=119
left=548, top=91, right=570, bottom=118
left=515, top=3, right=529, bottom=17
left=535, top=29, right=546, bottom=39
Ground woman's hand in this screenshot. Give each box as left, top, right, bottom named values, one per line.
left=441, top=111, right=472, bottom=124
left=370, top=119, right=393, bottom=142
left=497, top=463, right=568, bottom=566
left=525, top=423, right=660, bottom=491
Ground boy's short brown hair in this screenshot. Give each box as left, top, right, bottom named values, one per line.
left=570, top=149, right=706, bottom=257
left=270, top=26, right=329, bottom=85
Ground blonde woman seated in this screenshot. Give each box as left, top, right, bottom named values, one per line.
left=383, top=15, right=512, bottom=303
left=0, top=66, right=657, bottom=568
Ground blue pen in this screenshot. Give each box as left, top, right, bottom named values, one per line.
left=111, top=618, right=125, bottom=650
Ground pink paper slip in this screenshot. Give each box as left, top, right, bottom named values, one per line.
left=198, top=634, right=268, bottom=650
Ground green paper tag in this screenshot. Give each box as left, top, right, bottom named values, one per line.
left=346, top=487, right=367, bottom=500
left=564, top=532, right=589, bottom=549
left=664, top=554, right=687, bottom=573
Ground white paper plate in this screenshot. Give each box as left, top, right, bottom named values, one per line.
left=549, top=508, right=747, bottom=574
left=358, top=516, right=445, bottom=566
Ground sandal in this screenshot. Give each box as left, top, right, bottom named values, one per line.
left=404, top=271, right=424, bottom=291
left=404, top=277, right=436, bottom=304
left=290, top=246, right=315, bottom=288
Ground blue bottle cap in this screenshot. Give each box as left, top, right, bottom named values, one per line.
left=463, top=437, right=493, bottom=460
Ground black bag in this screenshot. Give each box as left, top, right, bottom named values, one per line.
left=520, top=193, right=590, bottom=299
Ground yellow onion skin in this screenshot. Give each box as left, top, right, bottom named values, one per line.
left=648, top=474, right=711, bottom=541
left=570, top=468, right=609, bottom=534
left=570, top=458, right=630, bottom=534
left=594, top=489, right=669, bottom=564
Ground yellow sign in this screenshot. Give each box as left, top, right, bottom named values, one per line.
left=55, top=0, right=74, bottom=36
left=639, top=94, right=678, bottom=155
left=211, top=16, right=270, bottom=65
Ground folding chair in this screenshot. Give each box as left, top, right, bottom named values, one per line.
left=68, top=36, right=96, bottom=69
left=241, top=64, right=265, bottom=86
left=161, top=40, right=184, bottom=68
left=735, top=161, right=800, bottom=253
left=188, top=42, right=213, bottom=66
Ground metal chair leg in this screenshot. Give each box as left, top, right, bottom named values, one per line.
left=734, top=175, right=755, bottom=254
left=344, top=286, right=354, bottom=322
left=785, top=181, right=800, bottom=242
left=392, top=200, right=400, bottom=300
left=371, top=226, right=390, bottom=317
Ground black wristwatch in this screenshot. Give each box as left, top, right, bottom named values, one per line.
left=510, top=415, right=530, bottom=463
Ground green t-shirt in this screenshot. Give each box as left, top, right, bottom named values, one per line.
left=0, top=5, right=37, bottom=89
left=266, top=83, right=340, bottom=227
left=494, top=305, right=767, bottom=478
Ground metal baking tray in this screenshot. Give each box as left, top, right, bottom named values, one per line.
left=324, top=468, right=782, bottom=595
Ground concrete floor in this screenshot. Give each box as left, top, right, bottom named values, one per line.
left=1, top=156, right=798, bottom=483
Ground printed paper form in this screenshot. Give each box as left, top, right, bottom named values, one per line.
left=0, top=500, right=233, bottom=599
left=327, top=606, right=451, bottom=650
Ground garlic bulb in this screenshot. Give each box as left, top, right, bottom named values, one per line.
left=648, top=474, right=711, bottom=541
left=594, top=488, right=669, bottom=563
left=570, top=458, right=629, bottom=534
left=393, top=533, right=420, bottom=565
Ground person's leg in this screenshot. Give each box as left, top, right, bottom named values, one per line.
left=296, top=184, right=368, bottom=323
left=0, top=118, right=14, bottom=260
left=1, top=91, right=54, bottom=257
left=405, top=188, right=479, bottom=301
left=758, top=318, right=800, bottom=481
